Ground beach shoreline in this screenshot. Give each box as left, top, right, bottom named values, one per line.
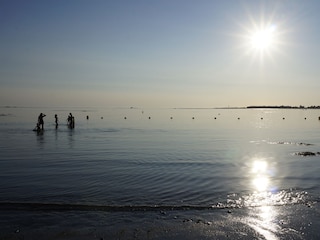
left=1, top=202, right=319, bottom=240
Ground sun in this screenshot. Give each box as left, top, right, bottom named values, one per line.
left=238, top=21, right=282, bottom=63
left=234, top=4, right=289, bottom=65
left=249, top=25, right=276, bottom=51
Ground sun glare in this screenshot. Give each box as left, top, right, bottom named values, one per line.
left=251, top=160, right=270, bottom=192
left=250, top=25, right=276, bottom=50
left=239, top=17, right=284, bottom=62
left=252, top=160, right=268, bottom=173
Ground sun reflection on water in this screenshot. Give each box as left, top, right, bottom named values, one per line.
left=253, top=176, right=270, bottom=192
left=226, top=154, right=310, bottom=239
left=252, top=160, right=268, bottom=173
left=251, top=159, right=274, bottom=192
left=245, top=159, right=280, bottom=239
left=246, top=205, right=280, bottom=240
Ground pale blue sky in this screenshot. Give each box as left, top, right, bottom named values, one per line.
left=1, top=0, right=320, bottom=107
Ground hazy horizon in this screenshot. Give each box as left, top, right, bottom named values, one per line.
left=1, top=1, right=320, bottom=108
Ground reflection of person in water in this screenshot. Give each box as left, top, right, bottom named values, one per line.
left=55, top=114, right=58, bottom=128
left=38, top=113, right=46, bottom=130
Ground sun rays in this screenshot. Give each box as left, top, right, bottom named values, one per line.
left=234, top=6, right=289, bottom=67
left=249, top=24, right=277, bottom=51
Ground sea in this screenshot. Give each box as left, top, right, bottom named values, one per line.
left=0, top=106, right=320, bottom=240
left=0, top=106, right=320, bottom=238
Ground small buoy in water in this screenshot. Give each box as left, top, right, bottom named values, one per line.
left=124, top=117, right=127, bottom=119
left=170, top=117, right=173, bottom=119
left=101, top=117, right=103, bottom=119
left=261, top=117, right=263, bottom=120
left=192, top=117, right=195, bottom=119
left=148, top=117, right=151, bottom=119
left=237, top=117, right=240, bottom=120
left=86, top=115, right=89, bottom=120
left=214, top=117, right=216, bottom=120
left=304, top=117, right=307, bottom=120
left=318, top=116, right=320, bottom=120
left=283, top=117, right=285, bottom=120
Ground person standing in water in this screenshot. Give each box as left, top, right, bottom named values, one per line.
left=55, top=114, right=58, bottom=128
left=67, top=113, right=75, bottom=129
left=38, top=113, right=46, bottom=130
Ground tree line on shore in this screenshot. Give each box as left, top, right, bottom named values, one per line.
left=247, top=105, right=320, bottom=109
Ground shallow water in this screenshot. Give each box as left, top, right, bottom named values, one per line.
left=0, top=107, right=320, bottom=211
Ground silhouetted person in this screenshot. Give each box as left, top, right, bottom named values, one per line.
left=67, top=113, right=72, bottom=126
left=67, top=113, right=75, bottom=129
left=55, top=114, right=58, bottom=128
left=38, top=113, right=46, bottom=130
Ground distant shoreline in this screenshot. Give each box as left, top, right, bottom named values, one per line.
left=2, top=105, right=320, bottom=110
left=246, top=105, right=320, bottom=109
left=174, top=105, right=320, bottom=110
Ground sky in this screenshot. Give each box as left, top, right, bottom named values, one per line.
left=1, top=0, right=320, bottom=108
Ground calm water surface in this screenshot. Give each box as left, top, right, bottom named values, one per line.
left=0, top=107, right=320, bottom=210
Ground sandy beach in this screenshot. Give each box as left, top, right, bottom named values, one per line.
left=1, top=202, right=319, bottom=240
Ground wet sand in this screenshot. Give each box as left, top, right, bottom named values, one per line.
left=1, top=202, right=319, bottom=240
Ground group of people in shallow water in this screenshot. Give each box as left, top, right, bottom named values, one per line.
left=34, top=113, right=75, bottom=132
